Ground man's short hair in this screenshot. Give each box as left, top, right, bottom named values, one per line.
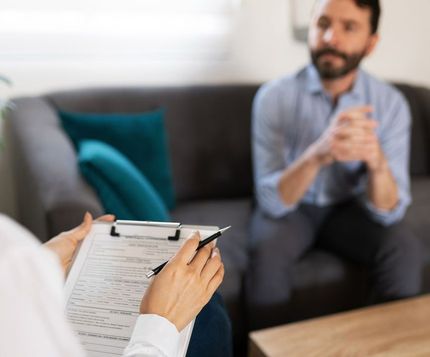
left=353, top=0, right=381, bottom=34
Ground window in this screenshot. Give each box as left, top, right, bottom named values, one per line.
left=290, top=0, right=315, bottom=42
left=0, top=0, right=239, bottom=61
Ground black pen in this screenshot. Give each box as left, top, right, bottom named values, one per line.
left=145, top=226, right=231, bottom=278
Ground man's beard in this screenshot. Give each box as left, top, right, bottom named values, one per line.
left=310, top=47, right=366, bottom=80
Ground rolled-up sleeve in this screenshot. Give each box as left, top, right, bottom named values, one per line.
left=252, top=84, right=296, bottom=218
left=123, top=314, right=180, bottom=357
left=361, top=91, right=412, bottom=226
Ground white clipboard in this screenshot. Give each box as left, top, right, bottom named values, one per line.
left=64, top=220, right=219, bottom=357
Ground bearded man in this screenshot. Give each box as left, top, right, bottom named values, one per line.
left=247, top=0, right=421, bottom=329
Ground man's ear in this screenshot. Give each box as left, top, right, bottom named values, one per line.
left=365, top=34, right=380, bottom=56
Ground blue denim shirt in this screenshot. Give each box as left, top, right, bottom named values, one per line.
left=252, top=65, right=412, bottom=226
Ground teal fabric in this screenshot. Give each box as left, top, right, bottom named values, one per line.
left=60, top=108, right=175, bottom=209
left=78, top=140, right=170, bottom=222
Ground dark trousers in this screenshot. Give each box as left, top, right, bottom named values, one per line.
left=246, top=200, right=422, bottom=329
left=187, top=293, right=233, bottom=357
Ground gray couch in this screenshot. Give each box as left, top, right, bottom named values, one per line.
left=6, top=83, right=430, bottom=354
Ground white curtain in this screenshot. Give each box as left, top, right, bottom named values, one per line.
left=0, top=0, right=239, bottom=61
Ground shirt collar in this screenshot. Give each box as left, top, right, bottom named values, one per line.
left=306, top=65, right=324, bottom=94
left=305, top=64, right=366, bottom=100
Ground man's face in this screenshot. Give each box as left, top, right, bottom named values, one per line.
left=308, top=0, right=378, bottom=80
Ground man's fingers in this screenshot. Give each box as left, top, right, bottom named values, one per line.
left=336, top=105, right=376, bottom=126
left=335, top=134, right=378, bottom=147
left=170, top=232, right=201, bottom=264
left=351, top=105, right=373, bottom=112
left=332, top=141, right=379, bottom=162
left=334, top=141, right=377, bottom=153
left=334, top=126, right=376, bottom=140
left=338, top=116, right=378, bottom=129
left=343, top=105, right=374, bottom=116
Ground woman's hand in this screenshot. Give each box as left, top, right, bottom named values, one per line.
left=44, top=212, right=115, bottom=275
left=139, top=232, right=224, bottom=331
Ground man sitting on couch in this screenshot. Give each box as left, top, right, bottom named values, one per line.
left=247, top=0, right=421, bottom=329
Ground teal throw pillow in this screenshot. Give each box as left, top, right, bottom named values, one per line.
left=60, top=108, right=175, bottom=209
left=78, top=140, right=170, bottom=222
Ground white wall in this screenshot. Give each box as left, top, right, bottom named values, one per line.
left=2, top=0, right=429, bottom=98
left=0, top=0, right=429, bottom=217
left=230, top=0, right=430, bottom=86
left=365, top=0, right=430, bottom=85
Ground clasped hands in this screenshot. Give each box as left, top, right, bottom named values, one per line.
left=312, top=105, right=386, bottom=172
left=44, top=212, right=224, bottom=332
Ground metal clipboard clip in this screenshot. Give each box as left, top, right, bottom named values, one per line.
left=110, top=220, right=182, bottom=240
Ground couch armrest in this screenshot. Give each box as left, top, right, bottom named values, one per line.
left=5, top=97, right=103, bottom=242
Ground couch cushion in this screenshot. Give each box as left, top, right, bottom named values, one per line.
left=171, top=199, right=251, bottom=319
left=79, top=140, right=170, bottom=221
left=59, top=108, right=175, bottom=209
left=405, top=176, right=430, bottom=251
left=286, top=250, right=368, bottom=322
left=405, top=177, right=430, bottom=291
left=171, top=198, right=251, bottom=354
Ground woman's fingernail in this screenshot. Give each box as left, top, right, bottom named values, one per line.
left=211, top=247, right=219, bottom=258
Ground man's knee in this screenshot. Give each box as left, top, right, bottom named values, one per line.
left=246, top=233, right=293, bottom=306
left=246, top=207, right=320, bottom=327
left=376, top=224, right=422, bottom=267
left=246, top=208, right=315, bottom=305
left=249, top=207, right=315, bottom=259
left=373, top=223, right=422, bottom=298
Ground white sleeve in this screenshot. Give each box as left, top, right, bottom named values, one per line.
left=123, top=314, right=180, bottom=357
left=0, top=244, right=86, bottom=357
left=0, top=215, right=181, bottom=357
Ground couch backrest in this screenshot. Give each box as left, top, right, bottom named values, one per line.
left=394, top=83, right=430, bottom=176
left=46, top=83, right=430, bottom=202
left=47, top=85, right=260, bottom=202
